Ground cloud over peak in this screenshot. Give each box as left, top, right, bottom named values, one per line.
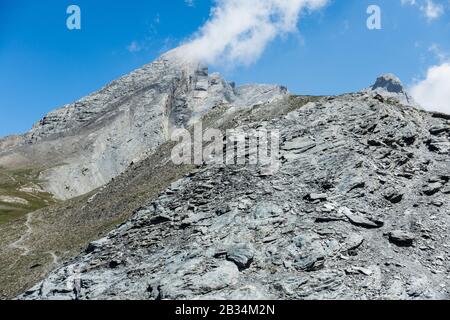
left=178, top=0, right=328, bottom=66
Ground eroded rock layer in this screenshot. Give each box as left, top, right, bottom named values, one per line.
left=21, top=91, right=450, bottom=300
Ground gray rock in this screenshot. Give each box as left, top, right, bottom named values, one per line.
left=0, top=47, right=288, bottom=200
left=305, top=193, right=328, bottom=201
left=364, top=73, right=420, bottom=108
left=15, top=67, right=450, bottom=301
left=282, top=138, right=316, bottom=152
left=343, top=234, right=365, bottom=252
left=341, top=208, right=383, bottom=229
left=192, top=262, right=240, bottom=293
left=85, top=237, right=109, bottom=253
left=389, top=230, right=415, bottom=247
left=226, top=244, right=254, bottom=270
left=423, top=183, right=442, bottom=196
left=294, top=255, right=325, bottom=272
left=384, top=188, right=404, bottom=204
left=253, top=202, right=283, bottom=219
left=149, top=214, right=172, bottom=225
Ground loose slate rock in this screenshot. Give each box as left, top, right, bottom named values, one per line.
left=85, top=238, right=109, bottom=253
left=282, top=138, right=316, bottom=152
left=216, top=205, right=231, bottom=216
left=423, top=183, right=442, bottom=196
left=384, top=190, right=404, bottom=204
left=344, top=211, right=383, bottom=229
left=16, top=72, right=450, bottom=301
left=294, top=255, right=325, bottom=272
left=253, top=202, right=283, bottom=219
left=389, top=230, right=415, bottom=247
left=226, top=244, right=254, bottom=270
left=149, top=214, right=171, bottom=225
left=343, top=233, right=365, bottom=252
left=305, top=193, right=328, bottom=202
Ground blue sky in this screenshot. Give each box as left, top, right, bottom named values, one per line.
left=1, top=0, right=449, bottom=137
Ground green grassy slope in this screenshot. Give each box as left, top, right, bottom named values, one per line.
left=0, top=169, right=55, bottom=225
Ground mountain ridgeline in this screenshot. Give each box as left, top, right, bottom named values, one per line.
left=0, top=48, right=449, bottom=300
left=0, top=49, right=287, bottom=201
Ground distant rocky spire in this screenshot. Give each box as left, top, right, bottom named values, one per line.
left=364, top=73, right=421, bottom=109
left=371, top=74, right=405, bottom=94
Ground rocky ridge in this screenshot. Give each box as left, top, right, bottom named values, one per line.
left=20, top=78, right=450, bottom=300
left=0, top=48, right=287, bottom=200
left=364, top=73, right=419, bottom=108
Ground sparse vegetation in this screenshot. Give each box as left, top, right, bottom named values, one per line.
left=0, top=168, right=55, bottom=225
left=0, top=95, right=324, bottom=299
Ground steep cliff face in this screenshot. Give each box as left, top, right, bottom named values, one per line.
left=29, top=55, right=208, bottom=200
left=0, top=48, right=287, bottom=200
left=19, top=81, right=450, bottom=300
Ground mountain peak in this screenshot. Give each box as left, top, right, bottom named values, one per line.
left=159, top=45, right=203, bottom=70
left=364, top=73, right=420, bottom=108
left=0, top=48, right=288, bottom=200
left=371, top=73, right=405, bottom=94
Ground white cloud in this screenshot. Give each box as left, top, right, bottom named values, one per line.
left=428, top=43, right=448, bottom=62
left=410, top=62, right=450, bottom=114
left=401, top=0, right=445, bottom=21
left=126, top=14, right=161, bottom=54
left=177, top=0, right=328, bottom=66
left=423, top=0, right=444, bottom=20
left=401, top=0, right=417, bottom=5
left=127, top=41, right=142, bottom=53
left=185, top=0, right=195, bottom=7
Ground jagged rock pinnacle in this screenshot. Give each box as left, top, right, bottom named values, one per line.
left=364, top=73, right=420, bottom=108
left=371, top=74, right=405, bottom=94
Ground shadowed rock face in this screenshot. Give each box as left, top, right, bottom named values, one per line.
left=371, top=74, right=405, bottom=94
left=0, top=48, right=287, bottom=200
left=365, top=73, right=419, bottom=108
left=19, top=89, right=450, bottom=300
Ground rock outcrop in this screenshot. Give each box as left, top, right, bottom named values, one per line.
left=20, top=87, right=450, bottom=300
left=364, top=73, right=419, bottom=108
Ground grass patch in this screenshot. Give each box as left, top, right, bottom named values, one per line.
left=0, top=168, right=55, bottom=225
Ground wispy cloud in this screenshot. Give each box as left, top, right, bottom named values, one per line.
left=423, top=0, right=444, bottom=20
left=401, top=0, right=446, bottom=21
left=126, top=14, right=161, bottom=53
left=177, top=0, right=328, bottom=67
left=428, top=43, right=448, bottom=62
left=127, top=41, right=142, bottom=53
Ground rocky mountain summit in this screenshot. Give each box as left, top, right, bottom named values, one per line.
left=364, top=73, right=419, bottom=108
left=18, top=68, right=450, bottom=299
left=0, top=48, right=287, bottom=200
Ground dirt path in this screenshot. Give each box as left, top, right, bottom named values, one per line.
left=0, top=172, right=18, bottom=184
left=8, top=211, right=34, bottom=256
left=47, top=251, right=60, bottom=265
